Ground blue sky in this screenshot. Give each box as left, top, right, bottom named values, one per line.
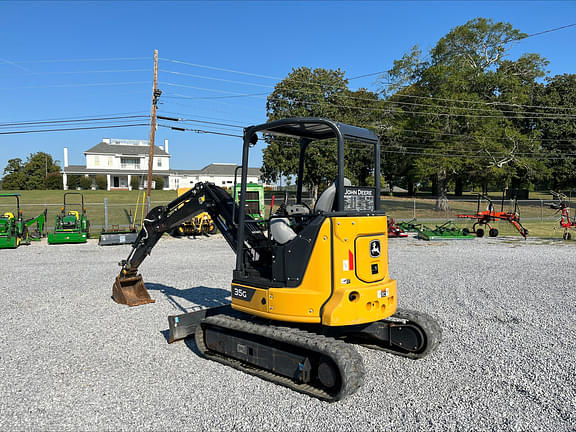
left=1, top=1, right=575, bottom=173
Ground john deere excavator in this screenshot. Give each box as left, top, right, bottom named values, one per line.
left=113, top=118, right=441, bottom=401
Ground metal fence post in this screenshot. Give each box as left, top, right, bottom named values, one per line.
left=104, top=198, right=109, bottom=231
left=413, top=198, right=416, bottom=219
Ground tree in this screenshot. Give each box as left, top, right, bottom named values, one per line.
left=262, top=67, right=382, bottom=201
left=535, top=74, right=576, bottom=190
left=1, top=152, right=60, bottom=190
left=380, top=18, right=548, bottom=208
left=1, top=158, right=26, bottom=189
left=22, top=152, right=61, bottom=190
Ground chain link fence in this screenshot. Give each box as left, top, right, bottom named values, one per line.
left=0, top=192, right=562, bottom=235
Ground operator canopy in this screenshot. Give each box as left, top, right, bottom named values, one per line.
left=246, top=117, right=379, bottom=144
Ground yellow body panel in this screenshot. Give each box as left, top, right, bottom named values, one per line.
left=231, top=215, right=397, bottom=326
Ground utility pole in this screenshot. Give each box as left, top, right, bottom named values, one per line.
left=146, top=49, right=161, bottom=212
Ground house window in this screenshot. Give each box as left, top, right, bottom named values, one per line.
left=108, top=157, right=113, bottom=167
left=157, top=158, right=162, bottom=168
left=94, top=156, right=100, bottom=166
left=121, top=158, right=140, bottom=169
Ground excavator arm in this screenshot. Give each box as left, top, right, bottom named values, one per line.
left=113, top=182, right=270, bottom=306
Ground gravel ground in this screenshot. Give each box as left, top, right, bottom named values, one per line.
left=0, top=235, right=574, bottom=431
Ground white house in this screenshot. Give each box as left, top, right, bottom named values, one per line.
left=61, top=138, right=263, bottom=190
left=169, top=163, right=262, bottom=190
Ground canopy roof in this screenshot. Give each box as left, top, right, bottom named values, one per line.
left=247, top=118, right=379, bottom=144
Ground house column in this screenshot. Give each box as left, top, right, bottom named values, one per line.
left=107, top=174, right=111, bottom=191
left=63, top=172, right=68, bottom=190
left=127, top=174, right=132, bottom=191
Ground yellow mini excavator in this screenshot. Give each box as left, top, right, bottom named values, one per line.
left=113, top=118, right=441, bottom=401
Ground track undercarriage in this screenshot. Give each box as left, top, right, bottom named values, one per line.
left=170, top=305, right=441, bottom=401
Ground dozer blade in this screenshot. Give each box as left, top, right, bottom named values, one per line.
left=112, top=275, right=155, bottom=306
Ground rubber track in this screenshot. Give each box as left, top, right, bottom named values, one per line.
left=195, top=314, right=365, bottom=402
left=360, top=308, right=443, bottom=359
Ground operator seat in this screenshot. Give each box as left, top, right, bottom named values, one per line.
left=270, top=178, right=351, bottom=245
left=314, top=178, right=351, bottom=213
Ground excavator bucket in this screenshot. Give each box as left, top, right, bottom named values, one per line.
left=112, top=275, right=155, bottom=306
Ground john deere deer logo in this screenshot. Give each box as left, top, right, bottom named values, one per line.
left=370, top=240, right=381, bottom=258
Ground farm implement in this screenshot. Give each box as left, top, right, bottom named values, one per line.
left=457, top=193, right=528, bottom=238
left=48, top=192, right=90, bottom=244
left=417, top=220, right=472, bottom=241
left=170, top=188, right=217, bottom=237
left=397, top=218, right=424, bottom=233
left=388, top=217, right=408, bottom=238
left=99, top=192, right=144, bottom=246
left=25, top=208, right=47, bottom=241
left=548, top=191, right=576, bottom=240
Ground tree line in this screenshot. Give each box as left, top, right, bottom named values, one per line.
left=261, top=18, right=576, bottom=206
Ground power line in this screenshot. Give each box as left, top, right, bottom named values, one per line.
left=0, top=111, right=149, bottom=124
left=158, top=109, right=257, bottom=125
left=0, top=69, right=149, bottom=77
left=163, top=92, right=269, bottom=100
left=158, top=124, right=243, bottom=138
left=160, top=69, right=272, bottom=88
left=379, top=126, right=576, bottom=144
left=160, top=58, right=281, bottom=80
left=0, top=81, right=149, bottom=90
left=507, top=23, right=576, bottom=43
left=0, top=115, right=149, bottom=127
left=161, top=83, right=576, bottom=118
left=157, top=115, right=245, bottom=129
left=0, top=57, right=148, bottom=65
left=0, top=123, right=148, bottom=135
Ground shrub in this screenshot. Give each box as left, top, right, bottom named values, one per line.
left=79, top=176, right=92, bottom=190
left=152, top=175, right=164, bottom=190
left=130, top=176, right=141, bottom=190
left=46, top=173, right=63, bottom=190
left=67, top=175, right=81, bottom=189
left=95, top=175, right=107, bottom=190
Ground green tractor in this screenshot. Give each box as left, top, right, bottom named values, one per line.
left=0, top=193, right=29, bottom=249
left=48, top=192, right=90, bottom=244
left=234, top=182, right=265, bottom=220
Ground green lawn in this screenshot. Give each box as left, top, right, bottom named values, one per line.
left=0, top=189, right=569, bottom=240
left=0, top=190, right=178, bottom=232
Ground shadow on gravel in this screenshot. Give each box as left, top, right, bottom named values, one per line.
left=147, top=283, right=231, bottom=312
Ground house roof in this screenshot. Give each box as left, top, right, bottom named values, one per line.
left=85, top=142, right=170, bottom=157
left=198, top=163, right=261, bottom=177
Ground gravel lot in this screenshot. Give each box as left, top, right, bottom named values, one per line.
left=0, top=235, right=574, bottom=431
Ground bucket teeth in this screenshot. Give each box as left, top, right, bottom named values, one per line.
left=112, top=275, right=155, bottom=306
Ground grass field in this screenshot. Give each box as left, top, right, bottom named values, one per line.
left=0, top=189, right=569, bottom=239
left=0, top=190, right=178, bottom=232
